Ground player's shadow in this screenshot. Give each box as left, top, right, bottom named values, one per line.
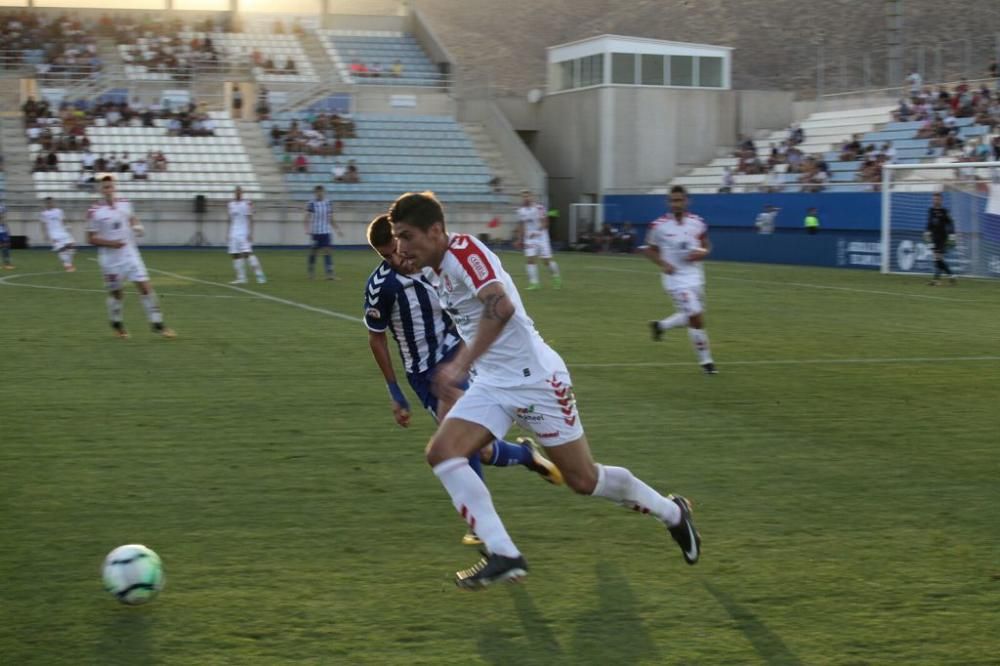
left=96, top=607, right=157, bottom=666
left=476, top=562, right=659, bottom=666
left=702, top=581, right=801, bottom=666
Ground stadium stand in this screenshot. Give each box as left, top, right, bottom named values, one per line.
left=27, top=103, right=261, bottom=200
left=319, top=30, right=446, bottom=87
left=119, top=31, right=316, bottom=84
left=0, top=12, right=102, bottom=81
left=262, top=112, right=506, bottom=203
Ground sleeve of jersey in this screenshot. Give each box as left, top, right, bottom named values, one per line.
left=85, top=207, right=99, bottom=233
left=450, top=239, right=500, bottom=294
left=642, top=221, right=661, bottom=247
left=363, top=266, right=395, bottom=332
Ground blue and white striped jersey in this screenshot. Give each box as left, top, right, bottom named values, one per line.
left=306, top=198, right=334, bottom=234
left=364, top=261, right=459, bottom=375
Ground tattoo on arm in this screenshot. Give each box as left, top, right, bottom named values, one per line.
left=482, top=293, right=509, bottom=321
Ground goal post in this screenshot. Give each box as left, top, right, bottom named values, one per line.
left=881, top=161, right=1000, bottom=278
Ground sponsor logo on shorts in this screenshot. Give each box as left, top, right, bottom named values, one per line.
left=536, top=431, right=560, bottom=439
left=515, top=405, right=545, bottom=423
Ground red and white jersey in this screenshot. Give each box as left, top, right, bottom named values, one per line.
left=517, top=203, right=548, bottom=241
left=646, top=213, right=708, bottom=290
left=86, top=198, right=137, bottom=262
left=423, top=234, right=566, bottom=386
left=228, top=199, right=253, bottom=237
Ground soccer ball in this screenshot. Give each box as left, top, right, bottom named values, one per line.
left=102, top=544, right=165, bottom=605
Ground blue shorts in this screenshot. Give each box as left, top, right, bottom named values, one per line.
left=406, top=345, right=468, bottom=419
left=311, top=233, right=331, bottom=248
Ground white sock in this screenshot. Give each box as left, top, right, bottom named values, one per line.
left=658, top=312, right=689, bottom=330
left=592, top=464, right=681, bottom=526
left=233, top=258, right=246, bottom=281
left=247, top=254, right=264, bottom=277
left=526, top=263, right=539, bottom=285
left=433, top=457, right=520, bottom=557
left=58, top=249, right=73, bottom=266
left=106, top=296, right=123, bottom=323
left=141, top=293, right=163, bottom=324
left=548, top=260, right=560, bottom=277
left=688, top=328, right=713, bottom=365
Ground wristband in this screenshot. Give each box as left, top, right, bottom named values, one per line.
left=387, top=382, right=409, bottom=408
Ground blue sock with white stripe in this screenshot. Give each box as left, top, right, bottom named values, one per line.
left=488, top=439, right=535, bottom=467
left=324, top=254, right=333, bottom=275
left=467, top=452, right=484, bottom=479
left=307, top=253, right=316, bottom=274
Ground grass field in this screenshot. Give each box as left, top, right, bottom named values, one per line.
left=1, top=248, right=998, bottom=665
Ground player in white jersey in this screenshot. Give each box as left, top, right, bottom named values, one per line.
left=85, top=176, right=176, bottom=339
left=39, top=197, right=76, bottom=272
left=227, top=186, right=266, bottom=284
left=390, top=191, right=700, bottom=589
left=643, top=186, right=717, bottom=374
left=516, top=191, right=561, bottom=290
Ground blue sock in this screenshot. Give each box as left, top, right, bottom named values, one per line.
left=1, top=246, right=9, bottom=263
left=307, top=253, right=316, bottom=273
left=324, top=254, right=333, bottom=275
left=467, top=453, right=484, bottom=479
left=488, top=439, right=535, bottom=467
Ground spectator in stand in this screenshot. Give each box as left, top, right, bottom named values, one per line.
left=232, top=87, right=243, bottom=115
left=333, top=137, right=344, bottom=156
left=94, top=154, right=108, bottom=172
left=906, top=70, right=922, bottom=100
left=251, top=49, right=264, bottom=67
left=294, top=153, right=309, bottom=173
left=789, top=123, right=804, bottom=146
left=331, top=161, right=346, bottom=182
left=840, top=134, right=863, bottom=161
left=343, top=159, right=360, bottom=183
left=117, top=152, right=131, bottom=173
left=718, top=166, right=734, bottom=193
left=370, top=62, right=383, bottom=77
left=131, top=156, right=149, bottom=180
left=153, top=151, right=168, bottom=172
left=350, top=60, right=368, bottom=78
left=391, top=59, right=403, bottom=77
left=32, top=155, right=47, bottom=173
left=263, top=57, right=276, bottom=73
left=285, top=58, right=297, bottom=74
left=76, top=167, right=95, bottom=191
left=45, top=150, right=59, bottom=171
left=81, top=147, right=96, bottom=171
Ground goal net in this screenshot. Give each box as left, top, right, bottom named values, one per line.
left=881, top=162, right=1000, bottom=278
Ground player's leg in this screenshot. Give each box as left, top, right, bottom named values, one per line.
left=131, top=259, right=175, bottom=338
left=523, top=244, right=541, bottom=289
left=246, top=247, right=266, bottom=283
left=323, top=245, right=335, bottom=279
left=677, top=289, right=716, bottom=373
left=230, top=248, right=247, bottom=284
left=307, top=236, right=318, bottom=278
left=540, top=237, right=560, bottom=288
left=430, top=387, right=528, bottom=587
left=1, top=241, right=13, bottom=268
left=103, top=267, right=128, bottom=337
left=650, top=275, right=687, bottom=340
left=57, top=242, right=76, bottom=271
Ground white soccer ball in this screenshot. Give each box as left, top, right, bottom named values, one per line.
left=102, top=544, right=165, bottom=605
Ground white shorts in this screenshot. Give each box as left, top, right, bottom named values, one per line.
left=101, top=254, right=149, bottom=290
left=662, top=279, right=706, bottom=317
left=446, top=371, right=584, bottom=446
left=228, top=234, right=252, bottom=255
left=50, top=232, right=74, bottom=251
left=524, top=235, right=552, bottom=259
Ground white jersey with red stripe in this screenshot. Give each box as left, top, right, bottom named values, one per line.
left=86, top=198, right=138, bottom=264
left=645, top=212, right=708, bottom=291
left=423, top=233, right=566, bottom=387
left=517, top=203, right=548, bottom=241
left=228, top=199, right=253, bottom=237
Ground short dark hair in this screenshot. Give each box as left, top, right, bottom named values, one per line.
left=44, top=196, right=53, bottom=202
left=367, top=213, right=393, bottom=249
left=314, top=185, right=324, bottom=192
left=101, top=175, right=114, bottom=183
left=670, top=185, right=687, bottom=196
left=389, top=191, right=444, bottom=232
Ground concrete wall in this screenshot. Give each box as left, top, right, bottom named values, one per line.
left=324, top=14, right=408, bottom=32
left=533, top=87, right=602, bottom=220
left=736, top=90, right=796, bottom=138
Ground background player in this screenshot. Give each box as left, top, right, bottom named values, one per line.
left=0, top=200, right=12, bottom=269
left=389, top=191, right=699, bottom=589
left=86, top=176, right=175, bottom=339
left=39, top=197, right=76, bottom=272
left=644, top=186, right=717, bottom=375
left=304, top=185, right=341, bottom=280
left=925, top=192, right=957, bottom=285
left=227, top=186, right=266, bottom=284
left=516, top=190, right=561, bottom=290
left=365, top=214, right=562, bottom=546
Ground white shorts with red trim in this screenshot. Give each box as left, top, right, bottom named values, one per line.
left=445, top=371, right=584, bottom=446
left=661, top=278, right=706, bottom=317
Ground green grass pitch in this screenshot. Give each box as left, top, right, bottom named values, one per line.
left=1, top=248, right=997, bottom=665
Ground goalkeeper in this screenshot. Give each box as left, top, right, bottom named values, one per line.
left=924, top=192, right=956, bottom=285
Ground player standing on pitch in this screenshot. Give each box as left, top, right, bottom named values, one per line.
left=39, top=197, right=77, bottom=272
left=644, top=185, right=717, bottom=374
left=227, top=186, right=267, bottom=284
left=925, top=192, right=957, bottom=286
left=86, top=176, right=176, bottom=339
left=516, top=190, right=561, bottom=290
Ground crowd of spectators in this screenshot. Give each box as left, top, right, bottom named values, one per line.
left=0, top=11, right=101, bottom=80
left=269, top=113, right=355, bottom=155
left=349, top=59, right=405, bottom=79
left=573, top=223, right=637, bottom=253
left=728, top=124, right=831, bottom=192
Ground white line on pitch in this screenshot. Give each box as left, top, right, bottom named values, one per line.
left=572, top=355, right=1000, bottom=368
left=148, top=267, right=365, bottom=323
left=0, top=270, right=249, bottom=299
left=586, top=264, right=986, bottom=303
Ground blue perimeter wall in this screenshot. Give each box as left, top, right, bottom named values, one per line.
left=602, top=192, right=887, bottom=270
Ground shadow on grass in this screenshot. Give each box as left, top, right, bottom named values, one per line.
left=703, top=581, right=801, bottom=666
left=477, top=562, right=658, bottom=666
left=97, top=607, right=157, bottom=666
